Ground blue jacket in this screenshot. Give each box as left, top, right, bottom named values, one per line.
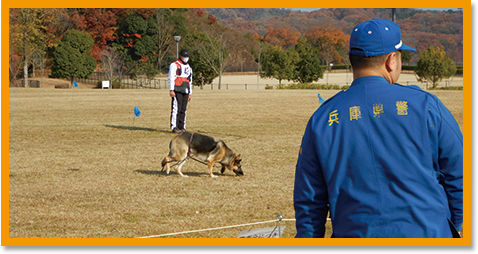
left=294, top=76, right=463, bottom=238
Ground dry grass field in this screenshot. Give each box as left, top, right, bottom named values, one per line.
left=8, top=87, right=463, bottom=238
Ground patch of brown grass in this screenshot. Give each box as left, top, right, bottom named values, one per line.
left=8, top=88, right=462, bottom=238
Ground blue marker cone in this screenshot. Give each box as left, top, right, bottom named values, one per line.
left=318, top=93, right=325, bottom=104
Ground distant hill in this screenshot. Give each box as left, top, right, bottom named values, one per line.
left=206, top=8, right=463, bottom=64
left=205, top=8, right=292, bottom=21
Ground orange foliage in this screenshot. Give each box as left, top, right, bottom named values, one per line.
left=305, top=25, right=349, bottom=64
left=122, top=33, right=142, bottom=48
left=71, top=8, right=117, bottom=61
left=122, top=33, right=142, bottom=38
left=208, top=14, right=218, bottom=25
left=140, top=55, right=149, bottom=62
left=191, top=8, right=206, bottom=17
left=263, top=26, right=300, bottom=49
left=124, top=39, right=135, bottom=48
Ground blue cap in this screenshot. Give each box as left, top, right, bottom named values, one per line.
left=349, top=19, right=416, bottom=57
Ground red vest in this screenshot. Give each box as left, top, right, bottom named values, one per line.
left=173, top=60, right=191, bottom=93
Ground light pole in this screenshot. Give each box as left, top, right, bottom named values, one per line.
left=327, top=62, right=333, bottom=85
left=173, top=36, right=181, bottom=59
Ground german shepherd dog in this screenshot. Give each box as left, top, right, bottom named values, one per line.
left=161, top=132, right=243, bottom=178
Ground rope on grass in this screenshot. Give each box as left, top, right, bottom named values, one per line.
left=137, top=218, right=297, bottom=238
left=137, top=218, right=331, bottom=238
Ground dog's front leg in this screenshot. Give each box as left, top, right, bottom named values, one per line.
left=176, top=158, right=189, bottom=177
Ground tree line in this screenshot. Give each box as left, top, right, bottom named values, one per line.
left=9, top=8, right=461, bottom=89
left=207, top=8, right=463, bottom=65
left=10, top=8, right=262, bottom=89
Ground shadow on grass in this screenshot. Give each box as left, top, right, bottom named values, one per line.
left=105, top=125, right=173, bottom=133
left=134, top=169, right=234, bottom=177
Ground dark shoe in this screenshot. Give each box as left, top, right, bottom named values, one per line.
left=180, top=129, right=186, bottom=133
left=172, top=128, right=182, bottom=134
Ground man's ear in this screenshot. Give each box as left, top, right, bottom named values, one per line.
left=385, top=52, right=398, bottom=73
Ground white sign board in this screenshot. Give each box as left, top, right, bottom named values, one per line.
left=237, top=226, right=285, bottom=238
left=102, top=81, right=110, bottom=89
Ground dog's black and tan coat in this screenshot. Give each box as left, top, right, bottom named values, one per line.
left=161, top=132, right=243, bottom=178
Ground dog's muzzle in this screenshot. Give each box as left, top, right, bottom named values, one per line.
left=233, top=167, right=244, bottom=176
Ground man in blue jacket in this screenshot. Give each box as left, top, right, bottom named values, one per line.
left=294, top=19, right=463, bottom=238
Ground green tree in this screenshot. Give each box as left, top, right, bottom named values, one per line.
left=260, top=45, right=297, bottom=84
left=183, top=31, right=221, bottom=88
left=292, top=37, right=323, bottom=83
left=401, top=50, right=412, bottom=65
left=415, top=46, right=457, bottom=89
left=50, top=30, right=97, bottom=86
left=188, top=54, right=217, bottom=88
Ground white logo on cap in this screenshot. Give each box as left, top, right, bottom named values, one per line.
left=395, top=40, right=403, bottom=49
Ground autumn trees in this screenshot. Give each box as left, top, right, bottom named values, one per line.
left=305, top=25, right=348, bottom=66
left=263, top=25, right=300, bottom=49
left=9, top=8, right=462, bottom=89
left=9, top=8, right=64, bottom=87
left=181, top=8, right=260, bottom=89
left=208, top=8, right=463, bottom=65
left=71, top=8, right=117, bottom=61
left=9, top=8, right=189, bottom=87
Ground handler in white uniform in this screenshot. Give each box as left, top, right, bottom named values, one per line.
left=168, top=49, right=193, bottom=133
